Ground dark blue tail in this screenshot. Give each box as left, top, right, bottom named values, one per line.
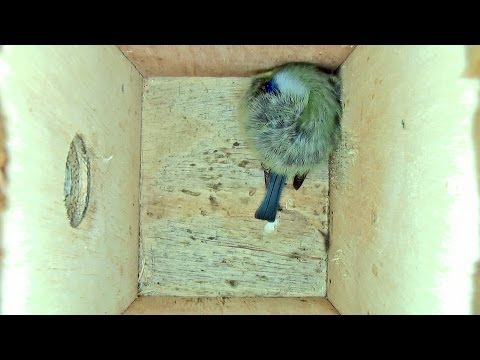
left=255, top=172, right=286, bottom=222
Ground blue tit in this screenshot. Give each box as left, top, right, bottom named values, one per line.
left=239, top=62, right=342, bottom=222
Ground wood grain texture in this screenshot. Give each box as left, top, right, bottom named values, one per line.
left=124, top=296, right=339, bottom=315
left=328, top=46, right=480, bottom=314
left=0, top=46, right=143, bottom=314
left=140, top=77, right=330, bottom=297
left=118, top=45, right=355, bottom=77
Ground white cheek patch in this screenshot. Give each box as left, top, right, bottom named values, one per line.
left=274, top=71, right=308, bottom=97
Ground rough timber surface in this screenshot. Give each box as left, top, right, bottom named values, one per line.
left=140, top=77, right=329, bottom=297
left=124, top=296, right=339, bottom=315
left=118, top=45, right=355, bottom=77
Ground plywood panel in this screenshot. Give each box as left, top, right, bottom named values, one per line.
left=124, top=296, right=338, bottom=315
left=0, top=46, right=143, bottom=314
left=328, top=45, right=480, bottom=314
left=140, top=77, right=329, bottom=297
left=118, top=45, right=355, bottom=77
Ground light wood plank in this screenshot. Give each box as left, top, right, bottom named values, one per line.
left=140, top=77, right=329, bottom=297
left=124, top=296, right=339, bottom=315
left=118, top=45, right=355, bottom=77
left=328, top=45, right=480, bottom=315
left=0, top=46, right=143, bottom=314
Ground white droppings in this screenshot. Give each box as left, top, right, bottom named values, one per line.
left=103, top=155, right=113, bottom=163
left=285, top=198, right=293, bottom=210
left=264, top=219, right=279, bottom=234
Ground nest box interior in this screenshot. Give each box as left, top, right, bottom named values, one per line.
left=0, top=45, right=479, bottom=315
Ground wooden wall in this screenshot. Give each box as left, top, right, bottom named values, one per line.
left=124, top=296, right=338, bottom=315
left=0, top=46, right=143, bottom=314
left=118, top=45, right=355, bottom=77
left=328, top=45, right=480, bottom=314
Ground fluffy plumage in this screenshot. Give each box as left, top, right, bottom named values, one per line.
left=239, top=62, right=342, bottom=222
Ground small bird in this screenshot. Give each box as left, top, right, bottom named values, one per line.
left=239, top=62, right=342, bottom=222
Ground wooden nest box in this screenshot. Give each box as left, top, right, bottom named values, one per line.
left=0, top=45, right=479, bottom=315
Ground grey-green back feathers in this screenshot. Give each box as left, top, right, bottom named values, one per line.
left=240, top=62, right=342, bottom=178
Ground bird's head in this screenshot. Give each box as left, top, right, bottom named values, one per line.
left=252, top=67, right=309, bottom=99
